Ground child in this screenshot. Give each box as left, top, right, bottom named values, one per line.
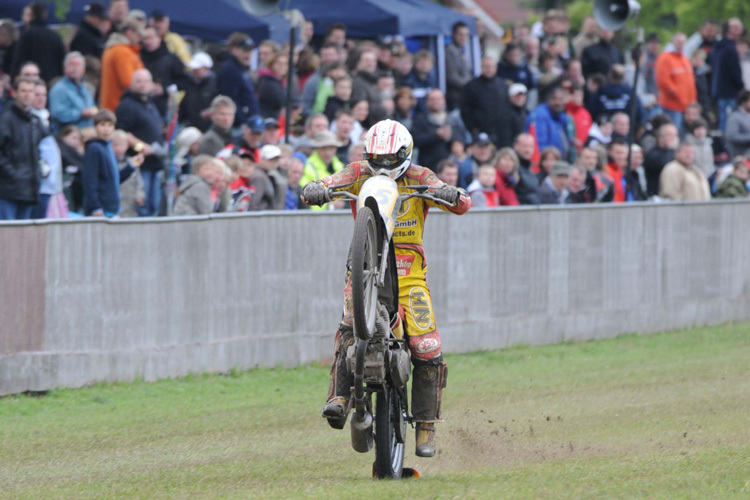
left=229, top=151, right=256, bottom=211
left=82, top=110, right=120, bottom=217
left=324, top=76, right=352, bottom=123
left=467, top=164, right=500, bottom=208
left=684, top=119, right=715, bottom=179
left=110, top=130, right=145, bottom=218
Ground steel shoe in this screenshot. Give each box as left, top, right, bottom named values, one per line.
left=322, top=396, right=349, bottom=429
left=415, top=423, right=436, bottom=457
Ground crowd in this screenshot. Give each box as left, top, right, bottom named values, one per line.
left=0, top=1, right=749, bottom=220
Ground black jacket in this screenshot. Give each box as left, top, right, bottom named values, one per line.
left=508, top=104, right=527, bottom=144
left=70, top=20, right=106, bottom=59
left=412, top=111, right=452, bottom=171
left=461, top=75, right=512, bottom=149
left=115, top=91, right=165, bottom=172
left=12, top=21, right=66, bottom=83
left=179, top=73, right=217, bottom=132
left=257, top=72, right=286, bottom=119
left=710, top=39, right=744, bottom=100
left=216, top=55, right=259, bottom=127
left=643, top=146, right=674, bottom=197
left=141, top=42, right=186, bottom=118
left=581, top=40, right=624, bottom=79
left=515, top=158, right=541, bottom=205
left=0, top=103, right=45, bottom=203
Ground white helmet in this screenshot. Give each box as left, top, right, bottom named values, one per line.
left=363, top=119, right=413, bottom=180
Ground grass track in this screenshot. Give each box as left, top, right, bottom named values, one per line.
left=1, top=322, right=749, bottom=499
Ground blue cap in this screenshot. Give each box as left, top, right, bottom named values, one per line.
left=246, top=115, right=264, bottom=133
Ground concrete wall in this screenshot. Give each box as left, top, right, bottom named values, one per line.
left=2, top=201, right=750, bottom=395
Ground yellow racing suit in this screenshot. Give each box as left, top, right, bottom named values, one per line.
left=317, top=160, right=470, bottom=423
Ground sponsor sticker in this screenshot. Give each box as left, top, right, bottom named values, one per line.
left=408, top=287, right=433, bottom=330
left=396, top=254, right=415, bottom=277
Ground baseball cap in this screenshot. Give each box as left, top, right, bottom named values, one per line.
left=150, top=9, right=167, bottom=20
left=245, top=115, right=264, bottom=133
left=126, top=9, right=147, bottom=23
left=84, top=2, right=108, bottom=19
left=474, top=132, right=491, bottom=145
left=260, top=144, right=281, bottom=160
left=263, top=117, right=279, bottom=129
left=508, top=83, right=528, bottom=97
left=551, top=161, right=571, bottom=176
left=188, top=52, right=213, bottom=70
left=228, top=33, right=255, bottom=50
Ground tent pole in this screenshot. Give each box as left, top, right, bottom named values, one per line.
left=285, top=21, right=294, bottom=143
left=436, top=35, right=446, bottom=94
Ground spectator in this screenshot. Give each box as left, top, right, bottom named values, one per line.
left=110, top=129, right=145, bottom=218
left=536, top=51, right=563, bottom=102
left=685, top=19, right=719, bottom=59
left=108, top=0, right=129, bottom=33
left=537, top=146, right=561, bottom=182
left=284, top=155, right=308, bottom=210
left=462, top=56, right=512, bottom=149
left=173, top=155, right=220, bottom=216
left=512, top=133, right=541, bottom=205
left=627, top=144, right=648, bottom=201
left=566, top=164, right=594, bottom=203
left=684, top=118, right=715, bottom=178
left=527, top=85, right=573, bottom=161
left=493, top=147, right=521, bottom=206
left=217, top=33, right=259, bottom=127
left=644, top=123, right=678, bottom=197
left=655, top=33, right=697, bottom=130
left=0, top=77, right=45, bottom=220
left=406, top=50, right=437, bottom=113
left=467, top=164, right=499, bottom=208
left=12, top=2, right=66, bottom=83
left=70, top=2, right=109, bottom=59
left=690, top=51, right=713, bottom=126
left=711, top=19, right=745, bottom=131
left=57, top=125, right=86, bottom=211
left=261, top=117, right=280, bottom=146
left=592, top=64, right=643, bottom=123
left=581, top=28, right=623, bottom=79
left=301, top=130, right=344, bottom=209
left=435, top=159, right=460, bottom=187
left=639, top=113, right=673, bottom=154
left=0, top=19, right=19, bottom=77
left=392, top=51, right=413, bottom=88
left=572, top=16, right=599, bottom=60
left=659, top=142, right=710, bottom=201
left=565, top=58, right=586, bottom=88
left=626, top=45, right=658, bottom=121
left=332, top=110, right=354, bottom=165
left=445, top=21, right=472, bottom=110
left=100, top=19, right=144, bottom=112
left=140, top=25, right=185, bottom=118
left=611, top=112, right=630, bottom=144
left=508, top=83, right=529, bottom=143
left=539, top=160, right=570, bottom=204
left=115, top=69, right=165, bottom=216
left=257, top=52, right=296, bottom=120
left=643, top=33, right=661, bottom=102
left=180, top=52, right=217, bottom=132
left=725, top=90, right=750, bottom=158
left=604, top=139, right=629, bottom=202
left=301, top=42, right=342, bottom=115
left=323, top=75, right=352, bottom=123
left=311, top=62, right=348, bottom=117
left=323, top=22, right=348, bottom=49
left=578, top=146, right=610, bottom=202
left=349, top=99, right=369, bottom=142
left=149, top=10, right=191, bottom=66
left=29, top=80, right=64, bottom=219
left=351, top=48, right=385, bottom=123
left=49, top=52, right=97, bottom=134
left=173, top=126, right=202, bottom=183
left=347, top=141, right=364, bottom=164
left=392, top=87, right=416, bottom=130
left=249, top=144, right=287, bottom=211
left=716, top=156, right=750, bottom=198
left=585, top=114, right=613, bottom=148
left=497, top=41, right=536, bottom=94
left=459, top=133, right=495, bottom=187
left=413, top=88, right=458, bottom=171
left=565, top=82, right=591, bottom=152
left=82, top=110, right=120, bottom=216
left=198, top=95, right=236, bottom=157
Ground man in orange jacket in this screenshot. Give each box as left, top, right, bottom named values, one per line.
left=100, top=19, right=144, bottom=111
left=655, top=33, right=696, bottom=130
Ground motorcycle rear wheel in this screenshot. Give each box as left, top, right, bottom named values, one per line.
left=351, top=206, right=379, bottom=341
left=374, top=386, right=406, bottom=479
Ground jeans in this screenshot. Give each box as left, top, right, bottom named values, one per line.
left=0, top=198, right=34, bottom=220
left=662, top=108, right=683, bottom=131
left=138, top=169, right=162, bottom=217
left=30, top=193, right=51, bottom=219
left=717, top=98, right=737, bottom=133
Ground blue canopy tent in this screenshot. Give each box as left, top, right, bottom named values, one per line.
left=0, top=0, right=287, bottom=43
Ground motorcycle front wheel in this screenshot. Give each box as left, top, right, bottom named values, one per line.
left=351, top=206, right=379, bottom=341
left=374, top=386, right=406, bottom=479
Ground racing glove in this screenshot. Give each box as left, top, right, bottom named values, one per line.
left=301, top=181, right=330, bottom=206
left=433, top=184, right=461, bottom=204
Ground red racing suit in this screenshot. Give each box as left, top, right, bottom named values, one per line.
left=318, top=160, right=470, bottom=422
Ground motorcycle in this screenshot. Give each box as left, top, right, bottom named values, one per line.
left=327, top=175, right=451, bottom=479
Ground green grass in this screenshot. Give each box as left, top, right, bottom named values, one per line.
left=1, top=323, right=749, bottom=499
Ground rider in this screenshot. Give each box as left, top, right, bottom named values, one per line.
left=301, top=119, right=470, bottom=457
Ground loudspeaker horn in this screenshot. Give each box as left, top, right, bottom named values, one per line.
left=238, top=0, right=280, bottom=17
left=593, top=0, right=641, bottom=31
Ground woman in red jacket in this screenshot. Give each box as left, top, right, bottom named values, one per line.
left=493, top=147, right=521, bottom=206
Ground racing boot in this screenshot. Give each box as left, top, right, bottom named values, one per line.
left=415, top=423, right=437, bottom=457
left=322, top=325, right=354, bottom=429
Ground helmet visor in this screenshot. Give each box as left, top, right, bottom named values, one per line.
left=366, top=153, right=402, bottom=170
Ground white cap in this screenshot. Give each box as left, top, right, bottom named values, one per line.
left=260, top=144, right=281, bottom=160
left=189, top=52, right=213, bottom=70
left=508, top=83, right=528, bottom=96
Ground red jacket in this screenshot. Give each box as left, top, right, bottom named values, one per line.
left=566, top=102, right=592, bottom=152
left=495, top=171, right=520, bottom=206
left=605, top=162, right=625, bottom=202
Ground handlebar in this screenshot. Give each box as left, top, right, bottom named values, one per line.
left=327, top=184, right=453, bottom=206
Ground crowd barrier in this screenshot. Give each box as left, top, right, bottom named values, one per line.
left=2, top=201, right=750, bottom=396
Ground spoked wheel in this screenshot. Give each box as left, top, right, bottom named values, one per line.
left=351, top=206, right=380, bottom=341
left=374, top=386, right=406, bottom=479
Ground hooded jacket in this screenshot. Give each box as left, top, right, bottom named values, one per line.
left=82, top=138, right=120, bottom=215
left=0, top=103, right=45, bottom=203
left=100, top=33, right=144, bottom=111
left=461, top=75, right=512, bottom=148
